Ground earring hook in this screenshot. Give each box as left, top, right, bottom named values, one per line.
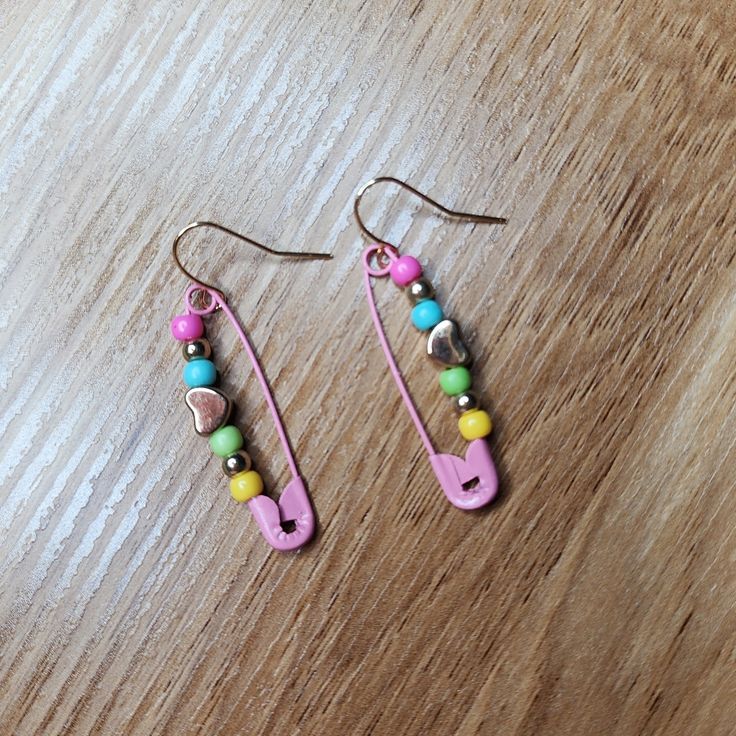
left=353, top=176, right=507, bottom=247
left=172, top=220, right=332, bottom=294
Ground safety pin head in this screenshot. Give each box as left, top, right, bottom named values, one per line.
left=430, top=439, right=499, bottom=510
left=247, top=476, right=315, bottom=551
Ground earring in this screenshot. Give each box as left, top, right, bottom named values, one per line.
left=354, top=177, right=506, bottom=511
left=169, top=221, right=331, bottom=551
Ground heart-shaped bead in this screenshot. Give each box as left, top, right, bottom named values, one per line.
left=426, top=319, right=471, bottom=366
left=185, top=387, right=232, bottom=436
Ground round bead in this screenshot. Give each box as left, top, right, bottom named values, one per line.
left=405, top=277, right=435, bottom=305
left=209, top=425, right=244, bottom=457
left=171, top=313, right=204, bottom=342
left=182, top=359, right=217, bottom=388
left=458, top=409, right=492, bottom=440
left=222, top=450, right=252, bottom=477
left=230, top=470, right=264, bottom=502
left=439, top=366, right=472, bottom=396
left=182, top=339, right=212, bottom=361
left=452, top=391, right=479, bottom=414
left=390, top=255, right=423, bottom=286
left=411, top=299, right=444, bottom=331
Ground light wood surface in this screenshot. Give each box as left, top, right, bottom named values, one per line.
left=2, top=2, right=735, bottom=734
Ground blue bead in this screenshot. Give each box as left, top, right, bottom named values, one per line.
left=183, top=358, right=217, bottom=388
left=411, top=299, right=444, bottom=331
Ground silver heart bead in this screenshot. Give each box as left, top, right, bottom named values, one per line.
left=185, top=387, right=232, bottom=435
left=427, top=319, right=471, bottom=366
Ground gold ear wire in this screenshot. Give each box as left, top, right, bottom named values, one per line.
left=172, top=221, right=332, bottom=294
left=353, top=176, right=506, bottom=246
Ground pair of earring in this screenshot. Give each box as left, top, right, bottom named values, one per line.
left=169, top=178, right=506, bottom=552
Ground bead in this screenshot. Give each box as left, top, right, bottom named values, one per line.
left=411, top=299, right=444, bottom=331
left=209, top=425, right=244, bottom=457
left=439, top=366, right=472, bottom=396
left=230, top=470, right=264, bottom=502
left=390, top=255, right=423, bottom=286
left=222, top=450, right=252, bottom=477
left=405, top=277, right=435, bottom=305
left=185, top=387, right=231, bottom=435
left=427, top=319, right=470, bottom=366
left=458, top=409, right=492, bottom=440
left=171, top=313, right=204, bottom=342
left=452, top=391, right=479, bottom=414
left=182, top=358, right=217, bottom=388
left=182, top=338, right=212, bottom=361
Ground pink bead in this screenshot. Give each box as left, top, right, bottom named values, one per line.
left=389, top=255, right=423, bottom=286
left=170, top=313, right=204, bottom=341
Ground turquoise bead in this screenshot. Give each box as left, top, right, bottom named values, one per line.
left=183, top=358, right=217, bottom=388
left=411, top=299, right=444, bottom=331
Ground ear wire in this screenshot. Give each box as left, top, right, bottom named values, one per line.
left=172, top=220, right=332, bottom=294
left=353, top=176, right=506, bottom=247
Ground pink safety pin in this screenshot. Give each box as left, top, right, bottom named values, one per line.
left=170, top=222, right=331, bottom=551
left=355, top=178, right=506, bottom=510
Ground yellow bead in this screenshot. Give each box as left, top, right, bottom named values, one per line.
left=458, top=409, right=492, bottom=440
left=230, top=470, right=264, bottom=502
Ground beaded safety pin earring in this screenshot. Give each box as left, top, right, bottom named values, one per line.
left=169, top=222, right=331, bottom=551
left=355, top=177, right=506, bottom=510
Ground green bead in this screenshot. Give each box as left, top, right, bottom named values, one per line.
left=439, top=366, right=472, bottom=396
left=209, top=425, right=244, bottom=457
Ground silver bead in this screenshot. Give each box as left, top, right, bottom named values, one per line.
left=405, top=277, right=434, bottom=305
left=182, top=339, right=212, bottom=361
left=452, top=391, right=479, bottom=414
left=222, top=450, right=252, bottom=477
left=185, top=387, right=231, bottom=436
left=427, top=319, right=471, bottom=366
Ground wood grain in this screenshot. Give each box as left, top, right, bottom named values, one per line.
left=1, top=1, right=735, bottom=734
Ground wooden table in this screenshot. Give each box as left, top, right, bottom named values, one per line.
left=2, top=2, right=735, bottom=734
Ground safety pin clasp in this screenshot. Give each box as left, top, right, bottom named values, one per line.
left=429, top=439, right=498, bottom=510
left=247, top=476, right=315, bottom=552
